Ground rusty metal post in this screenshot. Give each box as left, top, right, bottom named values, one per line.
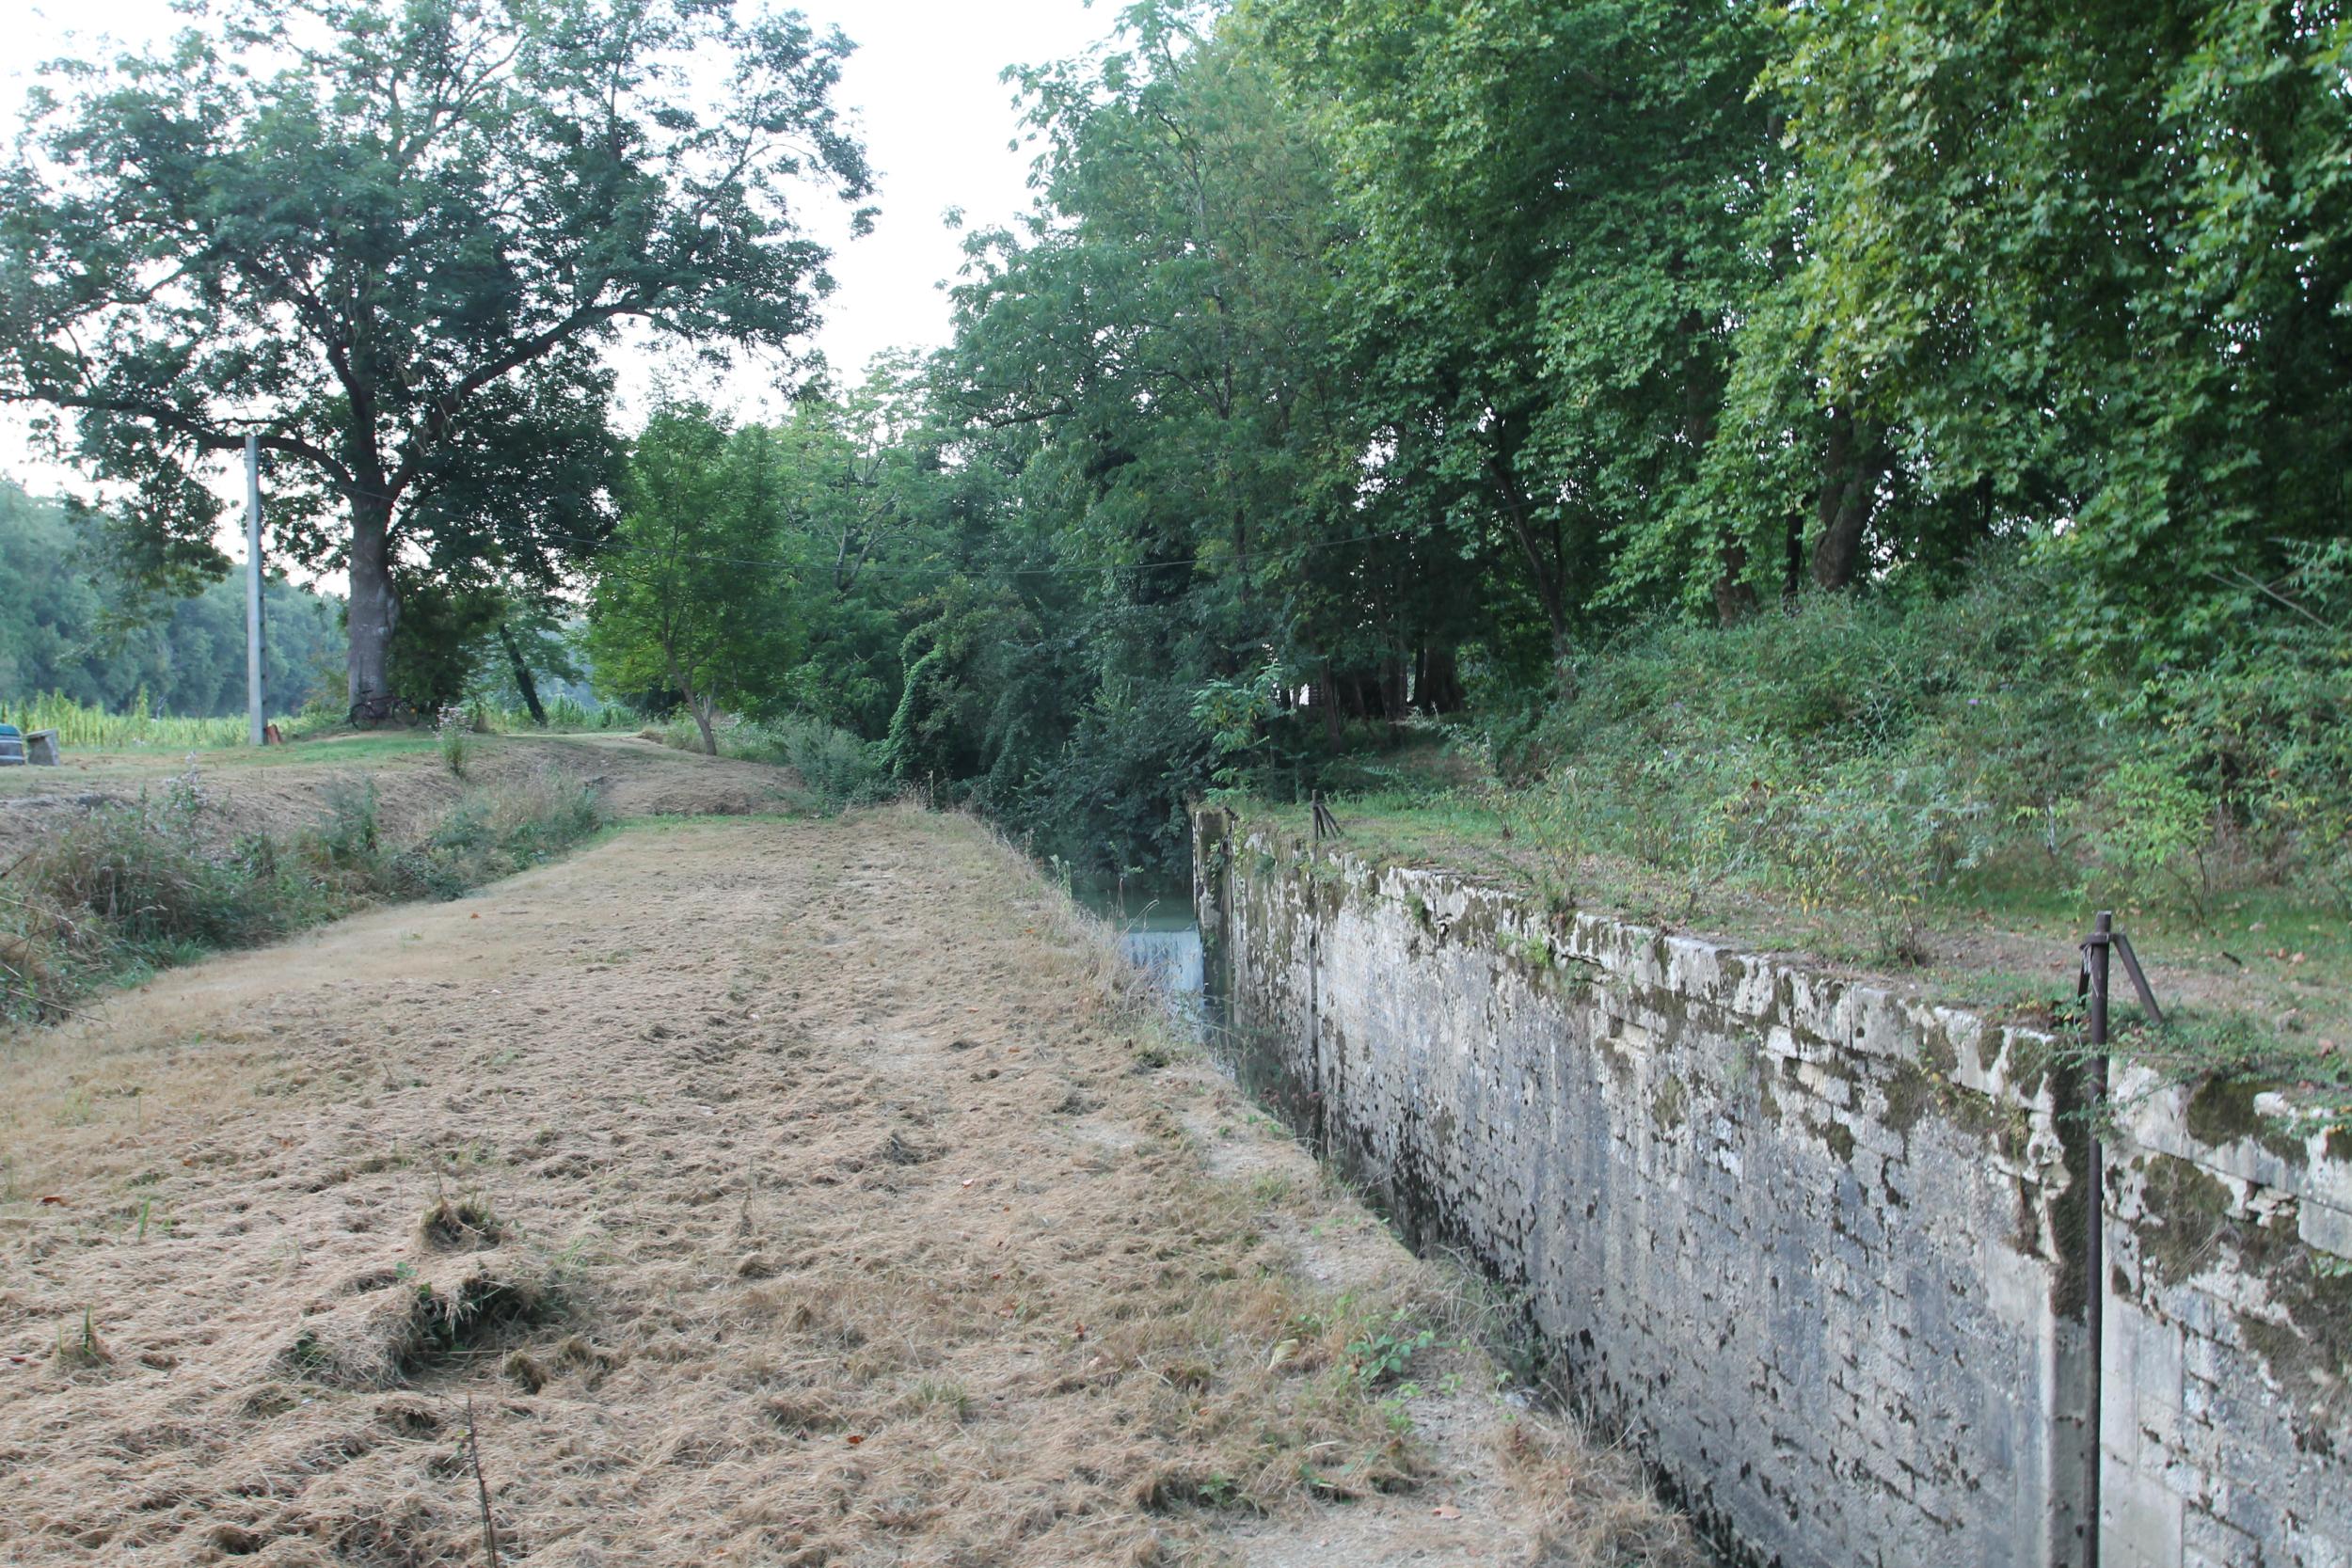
left=2081, top=911, right=2110, bottom=1568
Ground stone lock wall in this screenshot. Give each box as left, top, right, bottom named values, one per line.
left=2098, top=1070, right=2352, bottom=1568
left=1193, top=810, right=2351, bottom=1568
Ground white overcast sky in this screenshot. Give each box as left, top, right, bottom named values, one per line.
left=0, top=0, right=1121, bottom=498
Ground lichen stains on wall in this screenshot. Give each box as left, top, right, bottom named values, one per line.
left=1195, top=807, right=2351, bottom=1568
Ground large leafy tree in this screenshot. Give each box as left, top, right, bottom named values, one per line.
left=586, top=406, right=793, bottom=754
left=930, top=0, right=1415, bottom=859
left=0, top=0, right=870, bottom=721
left=1259, top=0, right=1780, bottom=656
left=1768, top=0, right=2352, bottom=660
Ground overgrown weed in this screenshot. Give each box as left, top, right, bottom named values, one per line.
left=0, top=766, right=603, bottom=1022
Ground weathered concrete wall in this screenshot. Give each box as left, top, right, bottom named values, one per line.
left=1193, top=810, right=2351, bottom=1568
left=2100, top=1069, right=2352, bottom=1568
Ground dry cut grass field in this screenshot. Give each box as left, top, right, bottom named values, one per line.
left=0, top=806, right=1692, bottom=1567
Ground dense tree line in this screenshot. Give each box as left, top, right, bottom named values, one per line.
left=8, top=0, right=2341, bottom=885
left=576, top=0, right=2351, bottom=876
left=0, top=479, right=343, bottom=716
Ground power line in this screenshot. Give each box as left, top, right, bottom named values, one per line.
left=517, top=522, right=1439, bottom=581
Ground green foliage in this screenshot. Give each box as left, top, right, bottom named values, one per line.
left=767, top=721, right=893, bottom=816
left=1191, top=664, right=1289, bottom=789
left=540, top=695, right=628, bottom=732
left=0, top=692, right=250, bottom=752
left=311, top=781, right=385, bottom=875
left=587, top=409, right=799, bottom=754
left=1261, top=0, right=1780, bottom=640
left=2143, top=541, right=2352, bottom=914
left=1429, top=558, right=2348, bottom=943
left=2099, top=758, right=2219, bottom=922
left=384, top=776, right=603, bottom=901
left=1345, top=1310, right=1438, bottom=1389
left=437, top=709, right=473, bottom=779
left=1, top=0, right=2344, bottom=927
left=698, top=715, right=892, bottom=815
left=13, top=774, right=295, bottom=967
left=1766, top=0, right=2352, bottom=667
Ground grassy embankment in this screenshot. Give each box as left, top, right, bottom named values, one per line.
left=0, top=809, right=1700, bottom=1564
left=0, top=689, right=879, bottom=1022
left=1234, top=580, right=2348, bottom=1132
left=0, top=746, right=602, bottom=1022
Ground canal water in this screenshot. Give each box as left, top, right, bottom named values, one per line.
left=1068, top=875, right=1209, bottom=1039
left=1070, top=869, right=1327, bottom=1143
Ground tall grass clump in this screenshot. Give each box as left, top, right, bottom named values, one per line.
left=0, top=768, right=604, bottom=1023
left=0, top=773, right=317, bottom=1014
left=384, top=773, right=603, bottom=899
left=0, top=691, right=258, bottom=751
left=437, top=705, right=472, bottom=776
left=466, top=695, right=639, bottom=732
left=540, top=694, right=635, bottom=731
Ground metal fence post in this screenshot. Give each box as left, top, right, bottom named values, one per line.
left=2081, top=910, right=2111, bottom=1568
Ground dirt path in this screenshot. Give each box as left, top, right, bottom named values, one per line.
left=0, top=810, right=1688, bottom=1567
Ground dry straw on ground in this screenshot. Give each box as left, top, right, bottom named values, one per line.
left=0, top=784, right=1693, bottom=1566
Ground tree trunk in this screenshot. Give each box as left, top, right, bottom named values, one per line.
left=1416, top=643, right=1465, bottom=715
left=1810, top=407, right=1881, bottom=592
left=1488, top=456, right=1572, bottom=668
left=664, top=651, right=720, bottom=756
left=498, top=623, right=548, bottom=725
left=346, top=494, right=400, bottom=725
left=1713, top=533, right=1759, bottom=626
left=1379, top=656, right=1408, bottom=721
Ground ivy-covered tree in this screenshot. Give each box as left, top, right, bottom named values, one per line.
left=0, top=0, right=870, bottom=721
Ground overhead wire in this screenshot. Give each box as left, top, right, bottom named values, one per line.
left=512, top=521, right=1439, bottom=581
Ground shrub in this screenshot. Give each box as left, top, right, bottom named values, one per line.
left=437, top=705, right=472, bottom=776
left=309, top=779, right=386, bottom=875
left=2095, top=754, right=2219, bottom=921
left=771, top=717, right=892, bottom=813
left=21, top=773, right=290, bottom=954
left=644, top=711, right=891, bottom=814
left=389, top=773, right=602, bottom=899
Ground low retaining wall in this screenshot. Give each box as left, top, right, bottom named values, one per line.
left=1193, top=809, right=2350, bottom=1568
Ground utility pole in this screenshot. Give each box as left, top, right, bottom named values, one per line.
left=245, top=434, right=265, bottom=746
